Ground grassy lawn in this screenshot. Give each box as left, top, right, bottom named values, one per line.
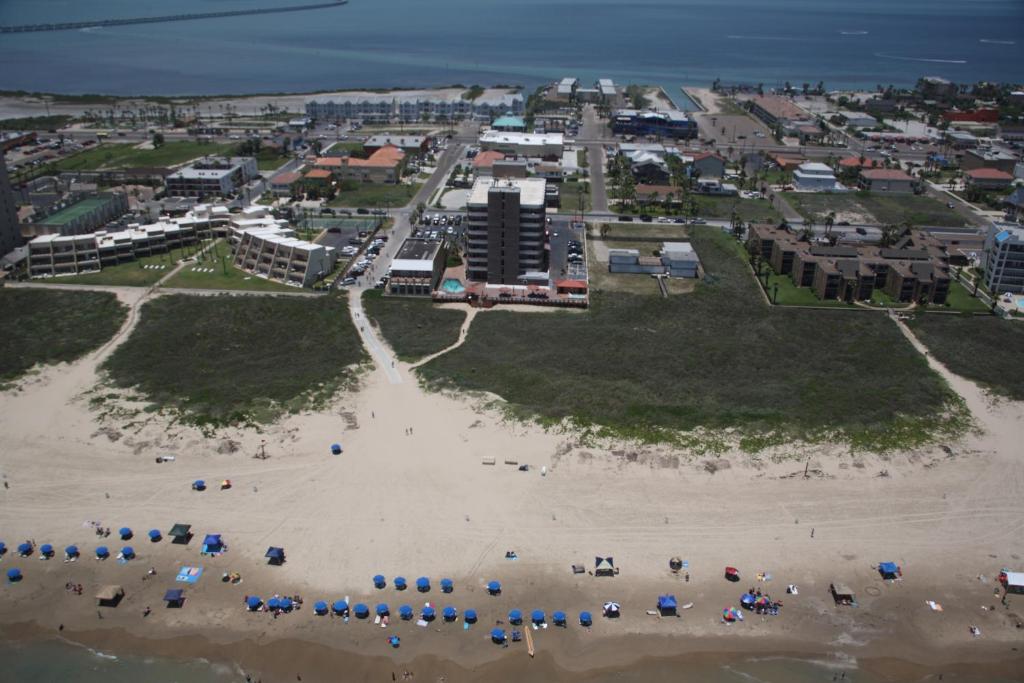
left=102, top=294, right=365, bottom=425
left=576, top=149, right=589, bottom=168
left=758, top=268, right=849, bottom=307
left=418, top=227, right=964, bottom=451
left=907, top=315, right=1023, bottom=400
left=784, top=191, right=967, bottom=227
left=559, top=181, right=592, bottom=213
left=255, top=148, right=292, bottom=171
left=622, top=196, right=781, bottom=222
left=34, top=244, right=208, bottom=287
left=328, top=182, right=422, bottom=209
left=934, top=280, right=990, bottom=314
left=52, top=141, right=235, bottom=171
left=0, top=289, right=126, bottom=383
left=328, top=141, right=365, bottom=153
left=362, top=289, right=466, bottom=362
left=162, top=255, right=301, bottom=293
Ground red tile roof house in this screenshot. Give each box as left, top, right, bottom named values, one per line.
left=965, top=168, right=1015, bottom=191
left=316, top=144, right=406, bottom=184
left=471, top=150, right=506, bottom=177
left=858, top=168, right=916, bottom=193
left=838, top=156, right=880, bottom=170
left=269, top=171, right=302, bottom=196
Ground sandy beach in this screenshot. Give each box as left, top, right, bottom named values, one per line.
left=1, top=288, right=1024, bottom=681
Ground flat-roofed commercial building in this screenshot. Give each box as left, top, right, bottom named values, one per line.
left=363, top=135, right=429, bottom=155
left=478, top=131, right=564, bottom=158
left=24, top=192, right=129, bottom=238
left=611, top=109, right=696, bottom=139
left=748, top=95, right=810, bottom=126
left=165, top=157, right=258, bottom=198
left=232, top=226, right=336, bottom=288
left=466, top=177, right=547, bottom=284
left=388, top=238, right=446, bottom=296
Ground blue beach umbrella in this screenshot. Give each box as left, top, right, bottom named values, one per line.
left=332, top=600, right=348, bottom=615
left=464, top=609, right=477, bottom=623
left=330, top=443, right=342, bottom=455
left=440, top=578, right=454, bottom=593
left=39, top=544, right=53, bottom=557
left=7, top=568, right=22, bottom=582
left=508, top=609, right=522, bottom=625
left=148, top=529, right=162, bottom=542
left=399, top=605, right=413, bottom=620
left=267, top=597, right=281, bottom=610
left=553, top=610, right=566, bottom=626
left=491, top=628, right=506, bottom=643
left=0, top=542, right=6, bottom=555
left=416, top=576, right=430, bottom=592
left=247, top=596, right=262, bottom=610
left=279, top=598, right=294, bottom=611
left=314, top=601, right=328, bottom=615
left=373, top=574, right=386, bottom=589
left=531, top=609, right=545, bottom=624
left=394, top=576, right=407, bottom=590
left=119, top=527, right=132, bottom=540
left=17, top=542, right=32, bottom=556
left=421, top=605, right=436, bottom=621
left=65, top=545, right=79, bottom=558
left=579, top=611, right=593, bottom=626
left=487, top=580, right=501, bottom=595
left=376, top=603, right=390, bottom=616
left=442, top=606, right=457, bottom=621
left=354, top=603, right=369, bottom=619
left=95, top=546, right=110, bottom=559
left=193, top=480, right=206, bottom=491
left=121, top=546, right=135, bottom=559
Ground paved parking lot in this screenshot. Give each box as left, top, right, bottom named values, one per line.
left=548, top=218, right=587, bottom=281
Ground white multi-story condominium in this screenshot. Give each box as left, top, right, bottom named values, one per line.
left=307, top=89, right=524, bottom=123
left=465, top=177, right=547, bottom=285
left=984, top=223, right=1024, bottom=294
left=232, top=226, right=336, bottom=288
left=165, top=157, right=258, bottom=198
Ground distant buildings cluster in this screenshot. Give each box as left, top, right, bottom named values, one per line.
left=305, top=89, right=524, bottom=123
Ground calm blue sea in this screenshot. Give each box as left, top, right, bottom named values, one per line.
left=0, top=0, right=1021, bottom=97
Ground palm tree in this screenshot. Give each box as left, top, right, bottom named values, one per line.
left=824, top=211, right=835, bottom=238
left=879, top=223, right=899, bottom=247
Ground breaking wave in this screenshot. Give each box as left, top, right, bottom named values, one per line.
left=875, top=53, right=966, bottom=64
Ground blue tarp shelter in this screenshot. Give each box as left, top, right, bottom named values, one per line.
left=332, top=600, right=348, bottom=615
left=394, top=577, right=407, bottom=590
left=376, top=603, right=390, bottom=616
left=487, top=580, right=501, bottom=595
left=7, top=568, right=22, bottom=581
left=879, top=562, right=900, bottom=580
left=314, top=601, right=328, bottom=615
left=465, top=609, right=477, bottom=623
left=416, top=577, right=430, bottom=592
left=440, top=578, right=454, bottom=593
left=119, top=527, right=132, bottom=540
left=508, top=609, right=522, bottom=624
left=399, top=605, right=413, bottom=620
left=17, top=542, right=32, bottom=556
left=491, top=628, right=506, bottom=643
left=579, top=611, right=593, bottom=626
left=354, top=603, right=369, bottom=618
left=148, top=530, right=162, bottom=542
left=658, top=594, right=678, bottom=615
left=96, top=546, right=110, bottom=559
left=422, top=606, right=436, bottom=620
left=65, top=545, right=79, bottom=558
left=203, top=534, right=223, bottom=552
left=442, top=606, right=457, bottom=621
left=247, top=596, right=262, bottom=610
left=373, top=574, right=386, bottom=589
left=265, top=547, right=285, bottom=565
left=531, top=609, right=545, bottom=624
left=163, top=589, right=185, bottom=606
left=553, top=610, right=567, bottom=625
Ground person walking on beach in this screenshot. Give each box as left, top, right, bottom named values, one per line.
left=811, top=528, right=815, bottom=538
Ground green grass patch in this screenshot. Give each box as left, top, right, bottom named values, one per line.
left=52, top=141, right=235, bottom=171
left=255, top=148, right=291, bottom=171
left=328, top=182, right=422, bottom=209
left=418, top=227, right=963, bottom=450
left=577, top=149, right=589, bottom=168
left=758, top=269, right=850, bottom=307
left=558, top=180, right=592, bottom=213
left=0, top=289, right=126, bottom=382
left=622, top=196, right=780, bottom=222
left=362, top=289, right=466, bottom=362
left=162, top=249, right=300, bottom=293
left=934, top=280, right=990, bottom=313
left=784, top=191, right=967, bottom=227
left=906, top=314, right=1022, bottom=400
left=102, top=294, right=366, bottom=425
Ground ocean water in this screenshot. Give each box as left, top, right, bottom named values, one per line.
left=0, top=0, right=1021, bottom=97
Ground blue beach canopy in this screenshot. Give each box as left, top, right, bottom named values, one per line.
left=394, top=576, right=407, bottom=590
left=17, top=542, right=32, bottom=555
left=658, top=595, right=678, bottom=611
left=65, top=545, right=78, bottom=557
left=579, top=611, right=593, bottom=626
left=442, top=606, right=457, bottom=620
left=121, top=546, right=135, bottom=558
left=164, top=589, right=184, bottom=602
left=314, top=601, right=328, bottom=615
left=265, top=547, right=284, bottom=561
left=40, top=544, right=53, bottom=556
left=487, top=580, right=501, bottom=594
left=416, top=576, right=430, bottom=591
left=373, top=574, right=386, bottom=588
left=96, top=546, right=109, bottom=558
left=332, top=600, right=348, bottom=614
left=267, top=597, right=281, bottom=610
left=354, top=603, right=369, bottom=618
left=203, top=534, right=222, bottom=547
left=119, top=527, right=132, bottom=539
left=7, top=568, right=22, bottom=581
left=553, top=610, right=566, bottom=625
left=531, top=609, right=545, bottom=624
left=465, top=609, right=477, bottom=623
left=399, top=605, right=413, bottom=620
left=279, top=598, right=294, bottom=611
left=491, top=628, right=506, bottom=643
left=376, top=603, right=390, bottom=616
left=508, top=609, right=522, bottom=624
left=440, top=578, right=453, bottom=592
left=148, top=529, right=162, bottom=541
left=422, top=606, right=436, bottom=620
left=247, top=596, right=262, bottom=610
left=879, top=561, right=899, bottom=577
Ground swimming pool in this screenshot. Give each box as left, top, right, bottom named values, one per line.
left=441, top=278, right=465, bottom=294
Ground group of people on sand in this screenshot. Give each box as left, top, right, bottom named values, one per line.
left=64, top=582, right=83, bottom=595
left=90, top=522, right=111, bottom=538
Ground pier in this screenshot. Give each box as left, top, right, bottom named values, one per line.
left=0, top=1, right=347, bottom=34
